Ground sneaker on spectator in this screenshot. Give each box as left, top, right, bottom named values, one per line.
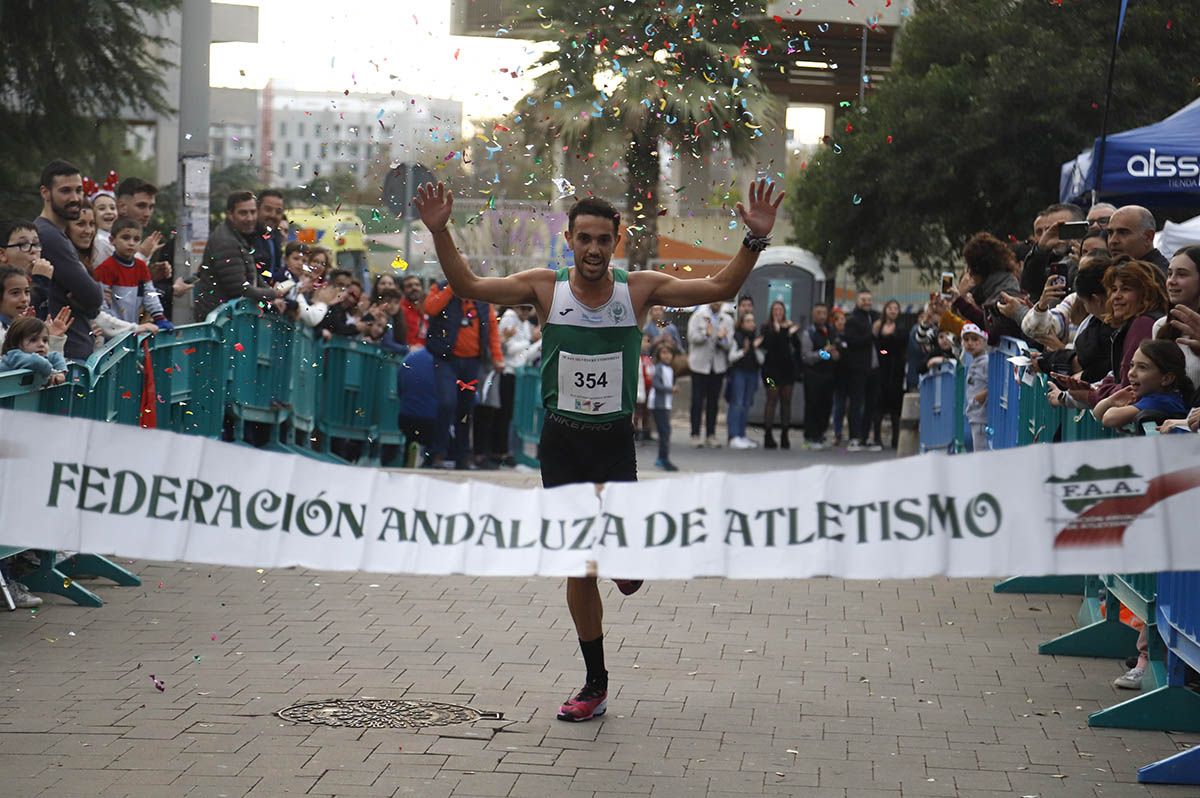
left=8, top=581, right=42, bottom=609
left=655, top=458, right=679, bottom=472
left=867, top=442, right=884, bottom=452
left=847, top=440, right=864, bottom=452
left=729, top=437, right=754, bottom=450
left=691, top=434, right=703, bottom=448
left=743, top=436, right=759, bottom=449
left=704, top=436, right=722, bottom=448
left=557, top=682, right=608, bottom=722
left=807, top=441, right=827, bottom=451
left=1114, top=666, right=1144, bottom=689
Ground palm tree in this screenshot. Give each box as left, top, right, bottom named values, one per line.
left=515, top=2, right=784, bottom=269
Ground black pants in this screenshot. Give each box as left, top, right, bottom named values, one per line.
left=803, top=371, right=834, bottom=442
left=846, top=369, right=869, bottom=442
left=690, top=371, right=724, bottom=437
left=400, top=415, right=435, bottom=465
left=865, top=369, right=882, bottom=445
left=653, top=407, right=672, bottom=462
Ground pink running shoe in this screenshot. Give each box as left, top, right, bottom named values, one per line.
left=614, top=579, right=644, bottom=596
left=557, top=683, right=608, bottom=722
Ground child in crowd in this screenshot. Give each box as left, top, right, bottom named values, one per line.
left=960, top=323, right=990, bottom=452
left=922, top=330, right=959, bottom=371
left=1094, top=339, right=1194, bottom=430
left=1, top=316, right=69, bottom=385
left=85, top=171, right=120, bottom=263
left=92, top=218, right=173, bottom=330
left=0, top=266, right=31, bottom=341
left=0, top=220, right=55, bottom=317
left=648, top=342, right=678, bottom=471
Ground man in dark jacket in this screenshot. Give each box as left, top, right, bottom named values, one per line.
left=799, top=303, right=836, bottom=449
left=193, top=191, right=281, bottom=318
left=253, top=188, right=287, bottom=285
left=35, top=160, right=103, bottom=360
left=841, top=291, right=879, bottom=450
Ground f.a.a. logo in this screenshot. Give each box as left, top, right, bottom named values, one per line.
left=1048, top=464, right=1148, bottom=547
left=1047, top=465, right=1148, bottom=513
left=1047, top=462, right=1200, bottom=548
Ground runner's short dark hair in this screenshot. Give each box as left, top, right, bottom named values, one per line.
left=568, top=197, right=620, bottom=234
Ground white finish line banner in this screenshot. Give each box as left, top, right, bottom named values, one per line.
left=2, top=408, right=1198, bottom=580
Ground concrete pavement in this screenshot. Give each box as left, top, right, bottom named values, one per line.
left=2, top=443, right=1196, bottom=798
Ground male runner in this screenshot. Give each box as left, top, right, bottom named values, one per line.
left=414, top=178, right=783, bottom=721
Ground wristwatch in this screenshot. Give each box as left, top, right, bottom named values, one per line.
left=743, top=232, right=771, bottom=252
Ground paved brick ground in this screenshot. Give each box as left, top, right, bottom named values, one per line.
left=2, top=450, right=1197, bottom=797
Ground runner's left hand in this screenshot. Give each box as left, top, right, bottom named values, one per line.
left=736, top=179, right=785, bottom=237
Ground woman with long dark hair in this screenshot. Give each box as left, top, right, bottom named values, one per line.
left=951, top=232, right=1027, bottom=343
left=1153, top=246, right=1200, bottom=389
left=871, top=299, right=906, bottom=448
left=759, top=299, right=797, bottom=448
left=65, top=198, right=97, bottom=272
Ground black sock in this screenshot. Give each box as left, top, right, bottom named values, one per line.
left=579, top=636, right=607, bottom=689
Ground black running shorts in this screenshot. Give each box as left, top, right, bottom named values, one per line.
left=539, top=411, right=638, bottom=489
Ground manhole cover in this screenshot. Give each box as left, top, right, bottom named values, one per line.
left=277, top=698, right=500, bottom=729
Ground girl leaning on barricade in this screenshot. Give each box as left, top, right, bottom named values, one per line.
left=1093, top=339, right=1193, bottom=432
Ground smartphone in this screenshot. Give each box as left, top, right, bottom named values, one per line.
left=1058, top=220, right=1089, bottom=240
left=1049, top=373, right=1072, bottom=391
left=939, top=271, right=955, bottom=298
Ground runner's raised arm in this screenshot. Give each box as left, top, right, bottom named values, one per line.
left=628, top=179, right=785, bottom=313
left=413, top=181, right=548, bottom=310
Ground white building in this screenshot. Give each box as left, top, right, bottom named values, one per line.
left=261, top=85, right=463, bottom=188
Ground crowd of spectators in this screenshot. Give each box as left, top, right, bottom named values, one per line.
left=4, top=161, right=1199, bottom=623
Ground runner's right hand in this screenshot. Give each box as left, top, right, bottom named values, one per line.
left=414, top=182, right=453, bottom=233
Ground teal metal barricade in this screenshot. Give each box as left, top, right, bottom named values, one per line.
left=512, top=366, right=543, bottom=468
left=207, top=300, right=292, bottom=447
left=76, top=332, right=143, bottom=426
left=148, top=324, right=226, bottom=438
left=370, top=351, right=405, bottom=466
left=316, top=336, right=383, bottom=462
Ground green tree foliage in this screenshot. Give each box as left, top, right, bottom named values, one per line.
left=514, top=1, right=784, bottom=268
left=788, top=0, right=1200, bottom=282
left=0, top=0, right=178, bottom=217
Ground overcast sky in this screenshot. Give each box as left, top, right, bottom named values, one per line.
left=210, top=0, right=828, bottom=143
left=211, top=0, right=549, bottom=121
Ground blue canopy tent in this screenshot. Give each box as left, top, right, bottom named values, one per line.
left=1060, top=98, right=1200, bottom=211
